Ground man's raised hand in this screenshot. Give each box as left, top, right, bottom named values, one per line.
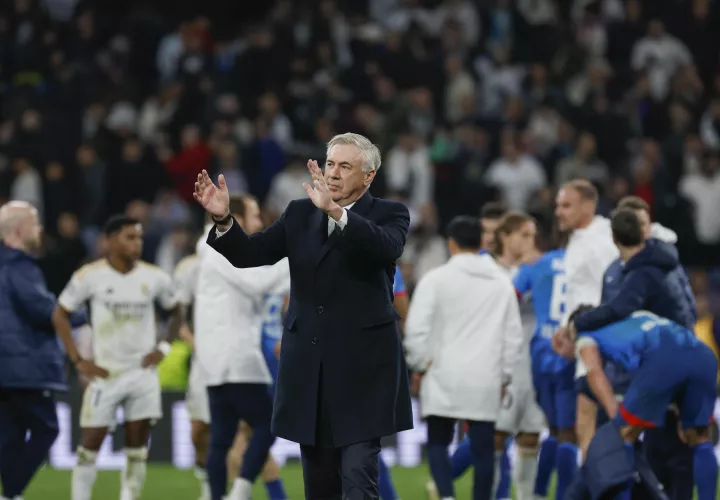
left=194, top=169, right=230, bottom=218
left=303, top=160, right=335, bottom=213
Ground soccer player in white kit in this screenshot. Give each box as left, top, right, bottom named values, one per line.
left=52, top=215, right=180, bottom=500
left=492, top=212, right=546, bottom=500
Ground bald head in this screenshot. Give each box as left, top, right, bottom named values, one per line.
left=0, top=201, right=43, bottom=253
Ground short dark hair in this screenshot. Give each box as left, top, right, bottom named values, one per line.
left=611, top=208, right=644, bottom=247
left=229, top=194, right=258, bottom=218
left=569, top=304, right=595, bottom=326
left=447, top=216, right=482, bottom=250
left=104, top=215, right=140, bottom=236
left=617, top=195, right=650, bottom=215
left=563, top=179, right=598, bottom=204
left=480, top=202, right=507, bottom=221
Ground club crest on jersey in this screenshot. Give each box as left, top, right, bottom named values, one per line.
left=141, top=284, right=150, bottom=296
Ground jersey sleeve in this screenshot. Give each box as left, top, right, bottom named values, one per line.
left=513, top=263, right=533, bottom=296
left=155, top=270, right=179, bottom=310
left=173, top=258, right=198, bottom=306
left=393, top=267, right=407, bottom=297
left=58, top=268, right=92, bottom=312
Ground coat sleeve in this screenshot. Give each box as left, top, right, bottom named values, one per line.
left=501, top=284, right=524, bottom=383
left=208, top=207, right=288, bottom=268
left=573, top=269, right=654, bottom=332
left=336, top=202, right=410, bottom=265
left=403, top=272, right=436, bottom=371
left=8, top=260, right=59, bottom=329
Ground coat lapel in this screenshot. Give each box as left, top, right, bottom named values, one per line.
left=314, top=190, right=374, bottom=267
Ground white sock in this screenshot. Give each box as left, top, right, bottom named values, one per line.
left=227, top=477, right=253, bottom=500
left=194, top=466, right=211, bottom=500
left=513, top=446, right=539, bottom=500
left=121, top=447, right=148, bottom=500
left=491, top=450, right=504, bottom=498
left=72, top=447, right=98, bottom=500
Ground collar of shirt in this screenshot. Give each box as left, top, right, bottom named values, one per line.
left=328, top=201, right=355, bottom=232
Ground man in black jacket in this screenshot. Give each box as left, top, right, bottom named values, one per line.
left=194, top=132, right=413, bottom=500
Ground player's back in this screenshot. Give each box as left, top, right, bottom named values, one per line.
left=579, top=311, right=699, bottom=373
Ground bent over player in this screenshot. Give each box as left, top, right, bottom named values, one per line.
left=52, top=215, right=180, bottom=500
left=562, top=309, right=718, bottom=500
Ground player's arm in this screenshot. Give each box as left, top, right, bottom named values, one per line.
left=393, top=267, right=409, bottom=335
left=572, top=269, right=652, bottom=332
left=52, top=271, right=108, bottom=378
left=501, top=283, right=524, bottom=387
left=144, top=272, right=184, bottom=366
left=576, top=337, right=618, bottom=419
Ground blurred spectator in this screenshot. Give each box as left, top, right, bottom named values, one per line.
left=680, top=151, right=720, bottom=264
left=555, top=131, right=609, bottom=187
left=385, top=129, right=433, bottom=211
left=265, top=159, right=309, bottom=220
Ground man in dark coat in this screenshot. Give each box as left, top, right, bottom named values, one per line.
left=193, top=132, right=413, bottom=500
left=0, top=201, right=85, bottom=500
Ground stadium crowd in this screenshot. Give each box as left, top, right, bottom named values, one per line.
left=3, top=0, right=720, bottom=498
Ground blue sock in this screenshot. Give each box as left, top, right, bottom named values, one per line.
left=496, top=440, right=512, bottom=499
left=428, top=444, right=454, bottom=498
left=616, top=443, right=634, bottom=500
left=265, top=479, right=287, bottom=500
left=693, top=441, right=718, bottom=500
left=534, top=436, right=557, bottom=497
left=378, top=455, right=398, bottom=500
left=555, top=442, right=578, bottom=500
left=451, top=438, right=473, bottom=479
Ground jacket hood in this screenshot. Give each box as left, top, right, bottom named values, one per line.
left=448, top=253, right=509, bottom=279
left=0, top=243, right=29, bottom=266
left=625, top=238, right=679, bottom=272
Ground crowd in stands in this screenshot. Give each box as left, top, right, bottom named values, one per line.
left=3, top=0, right=720, bottom=342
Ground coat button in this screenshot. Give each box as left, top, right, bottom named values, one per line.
left=312, top=337, right=319, bottom=344
left=316, top=306, right=324, bottom=314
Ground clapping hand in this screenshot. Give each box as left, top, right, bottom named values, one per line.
left=303, top=160, right=338, bottom=214
left=552, top=326, right=575, bottom=360
left=194, top=170, right=230, bottom=218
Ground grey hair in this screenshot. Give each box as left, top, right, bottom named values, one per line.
left=326, top=133, right=382, bottom=173
left=0, top=201, right=36, bottom=239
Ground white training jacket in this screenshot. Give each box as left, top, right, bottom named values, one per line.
left=404, top=253, right=523, bottom=422
left=194, top=225, right=290, bottom=387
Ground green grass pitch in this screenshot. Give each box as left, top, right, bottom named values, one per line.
left=23, top=463, right=485, bottom=499
left=21, top=463, right=715, bottom=499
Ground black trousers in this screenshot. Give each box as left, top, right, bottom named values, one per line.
left=301, top=440, right=381, bottom=500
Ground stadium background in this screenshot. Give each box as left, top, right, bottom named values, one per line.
left=4, top=0, right=720, bottom=497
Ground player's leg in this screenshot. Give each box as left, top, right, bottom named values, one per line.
left=187, top=365, right=212, bottom=500
left=574, top=393, right=596, bottom=460
left=642, top=411, right=693, bottom=500
left=226, top=422, right=248, bottom=489
left=553, top=368, right=578, bottom=500
left=426, top=416, right=457, bottom=499
left=450, top=433, right=472, bottom=480
left=679, top=344, right=719, bottom=500
left=494, top=389, right=518, bottom=500
left=121, top=419, right=152, bottom=500
left=513, top=389, right=544, bottom=500
left=120, top=369, right=163, bottom=500
left=495, top=438, right=512, bottom=500
left=191, top=420, right=211, bottom=500
left=73, top=379, right=116, bottom=500
left=0, top=390, right=25, bottom=499
left=532, top=373, right=557, bottom=500
left=466, top=420, right=495, bottom=500
left=260, top=453, right=288, bottom=500
left=226, top=384, right=275, bottom=500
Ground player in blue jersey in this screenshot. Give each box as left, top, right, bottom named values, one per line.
left=513, top=247, right=578, bottom=500
left=560, top=308, right=718, bottom=500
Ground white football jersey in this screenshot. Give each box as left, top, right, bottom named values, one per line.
left=498, top=262, right=534, bottom=386
left=173, top=254, right=199, bottom=306
left=59, top=259, right=178, bottom=374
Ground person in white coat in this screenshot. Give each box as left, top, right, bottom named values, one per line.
left=404, top=216, right=523, bottom=500
left=194, top=194, right=290, bottom=500
left=553, top=179, right=618, bottom=457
